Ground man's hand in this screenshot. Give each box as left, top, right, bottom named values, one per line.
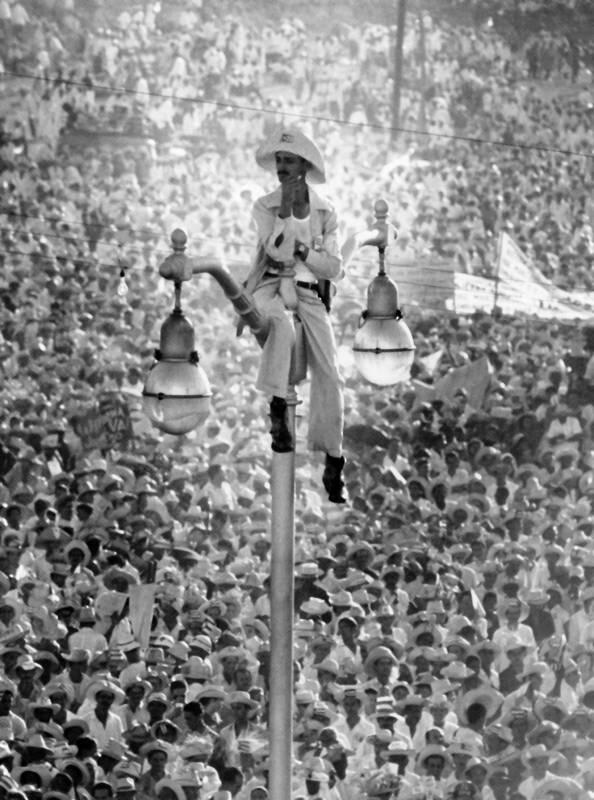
left=279, top=173, right=307, bottom=218
left=294, top=239, right=309, bottom=261
left=279, top=175, right=300, bottom=218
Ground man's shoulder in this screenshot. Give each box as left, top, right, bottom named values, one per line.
left=309, top=186, right=335, bottom=213
left=255, top=188, right=282, bottom=210
left=254, top=186, right=336, bottom=213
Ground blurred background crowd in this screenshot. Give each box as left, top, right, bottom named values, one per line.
left=0, top=0, right=594, bottom=799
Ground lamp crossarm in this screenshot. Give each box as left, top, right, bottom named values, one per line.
left=159, top=231, right=268, bottom=346
left=189, top=257, right=269, bottom=346
left=341, top=199, right=398, bottom=268
left=341, top=227, right=386, bottom=266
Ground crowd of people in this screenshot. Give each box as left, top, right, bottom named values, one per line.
left=1, top=0, right=594, bottom=288
left=1, top=0, right=594, bottom=799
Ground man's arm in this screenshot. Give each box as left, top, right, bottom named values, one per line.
left=296, top=206, right=343, bottom=281
left=252, top=197, right=297, bottom=266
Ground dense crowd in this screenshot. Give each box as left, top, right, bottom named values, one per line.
left=1, top=0, right=594, bottom=799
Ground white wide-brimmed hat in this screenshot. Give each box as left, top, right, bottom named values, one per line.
left=255, top=126, right=326, bottom=184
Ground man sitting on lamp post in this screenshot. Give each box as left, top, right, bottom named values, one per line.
left=242, top=125, right=346, bottom=504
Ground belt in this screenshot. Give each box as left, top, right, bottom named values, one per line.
left=263, top=272, right=318, bottom=292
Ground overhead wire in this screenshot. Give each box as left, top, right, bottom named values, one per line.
left=2, top=69, right=593, bottom=160
left=1, top=59, right=589, bottom=251
left=0, top=56, right=583, bottom=296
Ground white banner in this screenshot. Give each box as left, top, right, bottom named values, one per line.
left=453, top=273, right=496, bottom=314
left=453, top=233, right=594, bottom=320
left=497, top=231, right=550, bottom=287
left=129, top=584, right=156, bottom=650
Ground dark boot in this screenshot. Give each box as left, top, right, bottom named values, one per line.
left=323, top=454, right=346, bottom=504
left=269, top=396, right=293, bottom=453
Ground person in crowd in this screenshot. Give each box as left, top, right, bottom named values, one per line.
left=0, top=0, right=593, bottom=798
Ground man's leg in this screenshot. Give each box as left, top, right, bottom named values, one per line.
left=253, top=281, right=295, bottom=452
left=297, top=288, right=346, bottom=502
left=253, top=281, right=296, bottom=397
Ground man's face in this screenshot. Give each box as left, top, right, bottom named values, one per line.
left=511, top=716, right=528, bottom=737
left=408, top=482, right=425, bottom=501
left=96, top=691, right=115, bottom=710
left=479, top=648, right=495, bottom=668
left=68, top=658, right=86, bottom=675
left=542, top=452, right=555, bottom=469
left=17, top=670, right=34, bottom=690
left=342, top=694, right=361, bottom=716
left=565, top=669, right=580, bottom=687
left=0, top=691, right=12, bottom=715
left=275, top=151, right=307, bottom=183
left=149, top=751, right=167, bottom=771
left=231, top=702, right=250, bottom=722
left=404, top=704, right=422, bottom=725
left=505, top=609, right=521, bottom=627
left=148, top=701, right=167, bottom=719
left=183, top=708, right=200, bottom=728
left=452, top=752, right=471, bottom=772
left=425, top=755, right=445, bottom=779
left=171, top=685, right=186, bottom=704
left=508, top=648, right=525, bottom=670
left=430, top=704, right=448, bottom=724
left=49, top=692, right=67, bottom=709
left=374, top=657, right=394, bottom=684
left=204, top=696, right=223, bottom=714
left=375, top=715, right=395, bottom=731
left=0, top=608, right=14, bottom=627
left=312, top=641, right=332, bottom=661
left=296, top=700, right=313, bottom=719
left=6, top=508, right=21, bottom=527
left=116, top=791, right=136, bottom=800
left=235, top=668, right=252, bottom=692
left=530, top=756, right=549, bottom=779
left=338, top=620, right=356, bottom=641
left=127, top=686, right=145, bottom=706
left=445, top=453, right=459, bottom=472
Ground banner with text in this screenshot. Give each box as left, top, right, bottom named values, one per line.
left=453, top=233, right=594, bottom=320
left=70, top=392, right=134, bottom=451
left=385, top=257, right=455, bottom=312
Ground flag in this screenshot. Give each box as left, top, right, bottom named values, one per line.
left=420, top=348, right=443, bottom=376
left=434, top=356, right=493, bottom=410
left=411, top=379, right=436, bottom=406
left=128, top=583, right=156, bottom=649
left=497, top=231, right=552, bottom=286
left=496, top=231, right=539, bottom=286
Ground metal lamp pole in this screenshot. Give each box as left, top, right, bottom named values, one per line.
left=392, top=0, right=408, bottom=142
left=142, top=231, right=296, bottom=798
left=143, top=201, right=414, bottom=799
left=268, top=386, right=296, bottom=800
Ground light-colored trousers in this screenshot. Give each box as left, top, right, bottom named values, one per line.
left=253, top=278, right=344, bottom=457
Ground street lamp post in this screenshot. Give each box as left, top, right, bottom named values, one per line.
left=141, top=201, right=414, bottom=800
left=350, top=200, right=416, bottom=385
left=268, top=385, right=296, bottom=800
left=392, top=0, right=408, bottom=142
